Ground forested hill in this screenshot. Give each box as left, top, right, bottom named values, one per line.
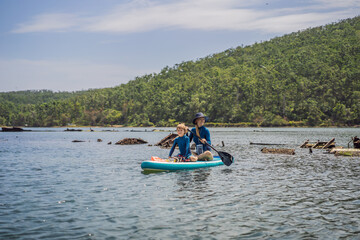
left=0, top=90, right=84, bottom=105
left=1, top=16, right=359, bottom=127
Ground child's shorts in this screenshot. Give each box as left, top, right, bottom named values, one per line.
left=175, top=154, right=194, bottom=162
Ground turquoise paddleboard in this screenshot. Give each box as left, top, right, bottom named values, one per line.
left=141, top=156, right=224, bottom=171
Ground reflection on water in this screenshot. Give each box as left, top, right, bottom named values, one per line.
left=0, top=127, right=359, bottom=239
left=175, top=169, right=212, bottom=200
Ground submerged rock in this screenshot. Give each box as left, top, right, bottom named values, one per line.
left=65, top=128, right=82, bottom=132
left=2, top=127, right=31, bottom=132
left=115, top=138, right=148, bottom=145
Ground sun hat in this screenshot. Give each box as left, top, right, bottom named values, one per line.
left=192, top=112, right=209, bottom=124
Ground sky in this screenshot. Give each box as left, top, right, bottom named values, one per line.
left=0, top=0, right=359, bottom=92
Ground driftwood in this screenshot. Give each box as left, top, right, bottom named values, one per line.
left=312, top=141, right=321, bottom=148
left=72, top=140, right=85, bottom=143
left=261, top=147, right=295, bottom=155
left=300, top=139, right=335, bottom=149
left=330, top=148, right=360, bottom=157
left=155, top=133, right=178, bottom=148
left=300, top=140, right=309, bottom=148
left=250, top=142, right=285, bottom=146
left=322, top=138, right=335, bottom=149
left=115, top=138, right=148, bottom=145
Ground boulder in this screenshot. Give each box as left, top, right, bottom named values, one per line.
left=115, top=138, right=148, bottom=145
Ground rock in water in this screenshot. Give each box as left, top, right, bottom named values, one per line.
left=115, top=138, right=148, bottom=145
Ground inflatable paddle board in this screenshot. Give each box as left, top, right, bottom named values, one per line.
left=141, top=156, right=224, bottom=172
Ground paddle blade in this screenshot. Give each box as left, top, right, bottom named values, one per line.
left=218, top=151, right=234, bottom=166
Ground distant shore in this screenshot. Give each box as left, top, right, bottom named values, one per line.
left=1, top=123, right=359, bottom=129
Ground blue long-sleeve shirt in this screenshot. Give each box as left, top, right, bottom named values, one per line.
left=169, top=135, right=191, bottom=158
left=189, top=126, right=211, bottom=152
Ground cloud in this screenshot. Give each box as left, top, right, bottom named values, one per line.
left=11, top=0, right=360, bottom=34
left=12, top=13, right=82, bottom=33
left=249, top=10, right=355, bottom=33
left=0, top=59, right=152, bottom=91
left=313, top=0, right=360, bottom=9
left=83, top=0, right=267, bottom=32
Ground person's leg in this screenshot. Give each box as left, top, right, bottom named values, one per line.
left=189, top=155, right=197, bottom=162
left=197, top=151, right=213, bottom=161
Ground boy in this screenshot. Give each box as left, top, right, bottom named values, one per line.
left=169, top=123, right=197, bottom=162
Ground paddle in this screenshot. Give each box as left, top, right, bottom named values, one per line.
left=187, top=128, right=234, bottom=166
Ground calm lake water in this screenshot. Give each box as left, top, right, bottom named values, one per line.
left=0, top=127, right=359, bottom=239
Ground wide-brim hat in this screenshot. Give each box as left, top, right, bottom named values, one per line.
left=192, top=112, right=209, bottom=124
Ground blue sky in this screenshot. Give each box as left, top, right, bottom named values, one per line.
left=0, top=0, right=359, bottom=92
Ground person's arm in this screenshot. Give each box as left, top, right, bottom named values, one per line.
left=188, top=129, right=193, bottom=142
left=185, top=137, right=191, bottom=157
left=197, top=128, right=210, bottom=145
left=169, top=139, right=177, bottom=157
left=205, top=128, right=211, bottom=146
left=199, top=128, right=211, bottom=145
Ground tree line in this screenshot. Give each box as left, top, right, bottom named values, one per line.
left=1, top=16, right=359, bottom=127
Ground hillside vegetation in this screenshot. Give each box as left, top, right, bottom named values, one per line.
left=1, top=16, right=359, bottom=127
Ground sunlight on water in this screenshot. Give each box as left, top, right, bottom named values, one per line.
left=0, top=127, right=359, bottom=239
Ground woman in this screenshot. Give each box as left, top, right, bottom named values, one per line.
left=188, top=112, right=213, bottom=161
